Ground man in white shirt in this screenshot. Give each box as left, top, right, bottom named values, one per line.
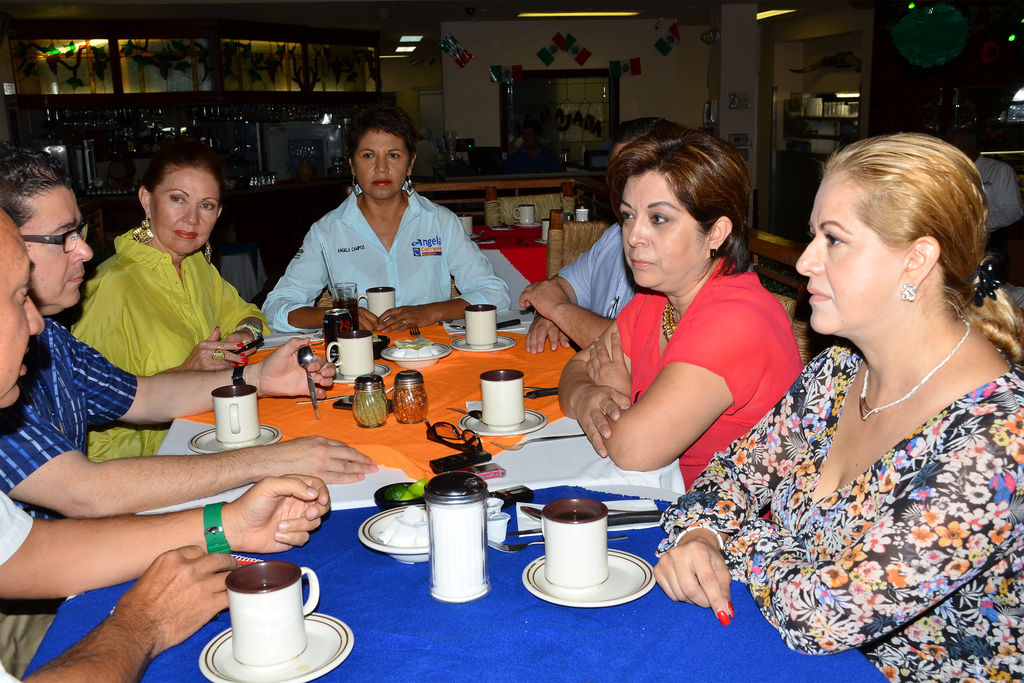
left=0, top=212, right=332, bottom=681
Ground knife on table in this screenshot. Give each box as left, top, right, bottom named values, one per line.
left=506, top=509, right=665, bottom=537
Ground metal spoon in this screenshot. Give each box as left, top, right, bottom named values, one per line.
left=296, top=345, right=321, bottom=420
left=448, top=407, right=483, bottom=420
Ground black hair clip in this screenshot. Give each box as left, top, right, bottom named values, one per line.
left=972, top=261, right=1002, bottom=307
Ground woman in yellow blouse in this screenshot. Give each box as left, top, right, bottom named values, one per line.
left=73, top=137, right=266, bottom=461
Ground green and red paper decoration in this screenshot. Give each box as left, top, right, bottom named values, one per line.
left=537, top=32, right=592, bottom=66
left=440, top=33, right=473, bottom=68
left=489, top=65, right=523, bottom=83
left=654, top=22, right=681, bottom=56
left=609, top=58, right=642, bottom=78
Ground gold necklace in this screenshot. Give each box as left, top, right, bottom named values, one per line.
left=661, top=301, right=679, bottom=340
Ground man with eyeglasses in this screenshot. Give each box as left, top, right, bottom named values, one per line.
left=0, top=143, right=378, bottom=519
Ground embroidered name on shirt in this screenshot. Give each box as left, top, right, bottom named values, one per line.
left=336, top=245, right=366, bottom=253
left=412, top=235, right=443, bottom=257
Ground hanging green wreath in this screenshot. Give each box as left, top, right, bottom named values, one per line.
left=891, top=3, right=968, bottom=68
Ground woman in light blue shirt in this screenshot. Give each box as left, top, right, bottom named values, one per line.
left=263, top=104, right=509, bottom=333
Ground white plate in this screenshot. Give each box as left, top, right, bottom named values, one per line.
left=357, top=506, right=429, bottom=563
left=189, top=425, right=282, bottom=454
left=334, top=362, right=392, bottom=383
left=512, top=221, right=542, bottom=227
left=534, top=238, right=547, bottom=245
left=522, top=549, right=655, bottom=608
left=450, top=336, right=517, bottom=353
left=199, top=612, right=352, bottom=683
left=457, top=409, right=547, bottom=437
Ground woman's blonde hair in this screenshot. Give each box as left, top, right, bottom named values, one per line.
left=824, top=133, right=1022, bottom=363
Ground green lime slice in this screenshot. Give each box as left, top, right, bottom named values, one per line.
left=384, top=484, right=408, bottom=501
left=405, top=477, right=428, bottom=498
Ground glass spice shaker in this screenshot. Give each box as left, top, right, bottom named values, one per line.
left=424, top=472, right=490, bottom=603
left=352, top=373, right=388, bottom=428
left=392, top=370, right=428, bottom=424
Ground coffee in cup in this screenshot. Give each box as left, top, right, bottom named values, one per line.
left=513, top=204, right=536, bottom=225
left=328, top=329, right=375, bottom=379
left=226, top=560, right=320, bottom=667
left=359, top=286, right=396, bottom=317
left=211, top=384, right=260, bottom=446
left=542, top=498, right=609, bottom=591
left=479, top=369, right=525, bottom=428
left=464, top=303, right=497, bottom=349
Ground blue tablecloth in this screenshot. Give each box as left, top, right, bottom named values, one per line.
left=27, top=487, right=883, bottom=682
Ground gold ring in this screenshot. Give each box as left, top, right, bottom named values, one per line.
left=212, top=349, right=225, bottom=361
left=403, top=319, right=409, bottom=327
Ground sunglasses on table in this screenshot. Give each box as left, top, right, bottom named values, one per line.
left=426, top=420, right=483, bottom=453
left=21, top=221, right=88, bottom=253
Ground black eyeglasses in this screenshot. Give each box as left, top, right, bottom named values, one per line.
left=22, top=220, right=88, bottom=253
left=426, top=420, right=483, bottom=452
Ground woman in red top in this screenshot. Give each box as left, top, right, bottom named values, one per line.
left=559, top=124, right=802, bottom=488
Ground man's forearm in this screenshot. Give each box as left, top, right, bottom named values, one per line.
left=547, top=303, right=614, bottom=348
left=1, top=508, right=205, bottom=598
left=11, top=448, right=256, bottom=518
left=26, top=607, right=158, bottom=682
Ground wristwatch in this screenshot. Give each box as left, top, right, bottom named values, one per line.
left=232, top=365, right=246, bottom=386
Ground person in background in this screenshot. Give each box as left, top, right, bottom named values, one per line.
left=0, top=214, right=331, bottom=681
left=0, top=145, right=377, bottom=520
left=71, top=137, right=268, bottom=461
left=558, top=123, right=801, bottom=488
left=412, top=127, right=437, bottom=180
left=504, top=119, right=564, bottom=174
left=947, top=128, right=1022, bottom=275
left=263, top=103, right=509, bottom=335
left=653, top=134, right=1023, bottom=681
left=519, top=117, right=668, bottom=353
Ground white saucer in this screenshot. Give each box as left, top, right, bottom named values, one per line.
left=450, top=336, right=517, bottom=353
left=513, top=221, right=542, bottom=228
left=522, top=549, right=655, bottom=608
left=534, top=238, right=547, bottom=244
left=334, top=362, right=392, bottom=383
left=358, top=506, right=429, bottom=563
left=199, top=612, right=352, bottom=683
left=189, top=425, right=283, bottom=454
left=457, top=409, right=547, bottom=436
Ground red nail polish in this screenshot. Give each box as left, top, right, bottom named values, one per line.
left=236, top=343, right=244, bottom=348
left=242, top=358, right=250, bottom=365
left=728, top=601, right=735, bottom=618
left=716, top=610, right=731, bottom=626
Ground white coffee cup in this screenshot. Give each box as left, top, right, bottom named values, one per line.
left=513, top=204, right=535, bottom=225
left=540, top=219, right=550, bottom=242
left=458, top=215, right=474, bottom=236
left=574, top=207, right=590, bottom=221
left=226, top=561, right=320, bottom=667
left=480, top=368, right=525, bottom=427
left=359, top=286, right=396, bottom=317
left=328, top=329, right=375, bottom=379
left=542, top=498, right=609, bottom=591
left=211, top=384, right=260, bottom=446
left=464, top=303, right=497, bottom=349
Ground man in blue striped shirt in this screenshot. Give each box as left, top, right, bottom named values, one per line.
left=0, top=144, right=378, bottom=519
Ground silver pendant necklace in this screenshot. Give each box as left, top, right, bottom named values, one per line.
left=859, top=320, right=971, bottom=421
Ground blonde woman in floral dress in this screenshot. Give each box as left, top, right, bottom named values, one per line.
left=653, top=133, right=1023, bottom=682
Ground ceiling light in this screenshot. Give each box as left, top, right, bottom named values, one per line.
left=399, top=35, right=423, bottom=43
left=518, top=11, right=640, bottom=18
left=835, top=92, right=860, bottom=98
left=756, top=10, right=796, bottom=21
left=395, top=46, right=416, bottom=53
left=380, top=55, right=407, bottom=59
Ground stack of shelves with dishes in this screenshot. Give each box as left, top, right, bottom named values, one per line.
left=782, top=92, right=860, bottom=156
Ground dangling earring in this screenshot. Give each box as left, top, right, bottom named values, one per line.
left=402, top=176, right=414, bottom=197
left=900, top=283, right=918, bottom=302
left=132, top=217, right=154, bottom=244
left=352, top=178, right=363, bottom=196
left=709, top=247, right=718, bottom=259
left=203, top=242, right=213, bottom=263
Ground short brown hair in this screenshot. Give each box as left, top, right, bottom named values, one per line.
left=606, top=123, right=751, bottom=275
left=347, top=103, right=418, bottom=158
left=142, top=137, right=225, bottom=197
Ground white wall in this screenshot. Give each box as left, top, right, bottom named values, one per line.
left=379, top=56, right=444, bottom=132
left=439, top=19, right=711, bottom=146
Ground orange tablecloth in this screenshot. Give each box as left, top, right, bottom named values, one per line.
left=185, top=326, right=575, bottom=480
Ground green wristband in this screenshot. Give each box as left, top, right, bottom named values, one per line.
left=203, top=502, right=231, bottom=554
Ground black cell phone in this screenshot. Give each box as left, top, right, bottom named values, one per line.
left=237, top=336, right=264, bottom=354
left=429, top=449, right=491, bottom=474
left=489, top=485, right=534, bottom=509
